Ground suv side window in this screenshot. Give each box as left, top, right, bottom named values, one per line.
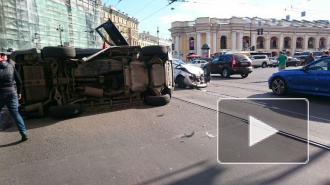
left=222, top=56, right=231, bottom=62
left=212, top=56, right=220, bottom=63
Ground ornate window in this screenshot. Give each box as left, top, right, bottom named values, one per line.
left=189, top=37, right=194, bottom=50
left=220, top=36, right=227, bottom=49
left=257, top=36, right=265, bottom=49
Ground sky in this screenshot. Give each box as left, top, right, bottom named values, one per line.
left=102, top=0, right=330, bottom=40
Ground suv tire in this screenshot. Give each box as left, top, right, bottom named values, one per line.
left=141, top=46, right=167, bottom=56
left=241, top=73, right=249, bottom=78
left=222, top=68, right=230, bottom=78
left=43, top=47, right=76, bottom=58
left=262, top=62, right=267, bottom=68
left=49, top=104, right=82, bottom=118
left=176, top=76, right=186, bottom=88
left=145, top=94, right=170, bottom=106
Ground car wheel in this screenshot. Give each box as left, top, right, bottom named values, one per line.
left=43, top=47, right=76, bottom=58
left=49, top=104, right=82, bottom=118
left=262, top=62, right=267, bottom=68
left=145, top=94, right=170, bottom=106
left=241, top=73, right=249, bottom=78
left=176, top=76, right=186, bottom=88
left=271, top=77, right=288, bottom=96
left=141, top=45, right=168, bottom=56
left=222, top=68, right=230, bottom=78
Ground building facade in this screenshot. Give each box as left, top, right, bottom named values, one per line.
left=169, top=17, right=330, bottom=59
left=103, top=6, right=139, bottom=46
left=138, top=31, right=172, bottom=48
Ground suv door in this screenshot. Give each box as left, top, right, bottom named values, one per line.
left=210, top=56, right=221, bottom=73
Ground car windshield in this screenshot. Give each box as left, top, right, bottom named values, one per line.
left=173, top=59, right=186, bottom=67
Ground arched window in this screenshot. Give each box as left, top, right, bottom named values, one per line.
left=270, top=37, right=278, bottom=49
left=296, top=37, right=303, bottom=49
left=220, top=36, right=227, bottom=49
left=319, top=37, right=326, bottom=49
left=308, top=37, right=315, bottom=48
left=242, top=36, right=250, bottom=50
left=189, top=37, right=194, bottom=50
left=284, top=37, right=291, bottom=49
left=257, top=36, right=265, bottom=49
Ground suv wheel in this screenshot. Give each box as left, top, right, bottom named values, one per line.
left=222, top=68, right=230, bottom=78
left=271, top=77, right=287, bottom=95
left=241, top=73, right=249, bottom=78
left=43, top=47, right=76, bottom=59
left=177, top=76, right=186, bottom=88
left=145, top=94, right=170, bottom=106
left=262, top=62, right=267, bottom=68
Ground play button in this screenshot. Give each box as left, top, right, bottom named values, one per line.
left=217, top=98, right=309, bottom=164
left=249, top=116, right=278, bottom=147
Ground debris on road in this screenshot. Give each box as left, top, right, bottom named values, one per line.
left=181, top=131, right=195, bottom=138
left=206, top=132, right=217, bottom=139
left=156, top=113, right=164, bottom=117
left=180, top=140, right=185, bottom=143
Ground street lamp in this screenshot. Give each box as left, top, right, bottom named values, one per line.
left=56, top=25, right=64, bottom=46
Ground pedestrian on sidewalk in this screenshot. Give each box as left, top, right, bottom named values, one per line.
left=277, top=51, right=287, bottom=71
left=0, top=52, right=28, bottom=142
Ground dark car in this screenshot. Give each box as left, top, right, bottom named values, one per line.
left=9, top=19, right=174, bottom=118
left=268, top=57, right=330, bottom=96
left=204, top=54, right=252, bottom=78
left=286, top=57, right=299, bottom=67
left=296, top=55, right=308, bottom=66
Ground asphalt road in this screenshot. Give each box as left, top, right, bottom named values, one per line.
left=0, top=66, right=330, bottom=185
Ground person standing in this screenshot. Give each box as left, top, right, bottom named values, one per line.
left=0, top=53, right=28, bottom=142
left=277, top=51, right=287, bottom=71
left=304, top=52, right=314, bottom=65
left=321, top=51, right=329, bottom=58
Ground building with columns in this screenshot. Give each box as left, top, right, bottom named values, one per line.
left=138, top=31, right=172, bottom=47
left=169, top=17, right=330, bottom=59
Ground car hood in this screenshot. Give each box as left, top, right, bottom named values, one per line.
left=179, top=65, right=204, bottom=75
left=272, top=68, right=302, bottom=75
left=95, top=19, right=129, bottom=46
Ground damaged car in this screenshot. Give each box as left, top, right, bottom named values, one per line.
left=10, top=19, right=174, bottom=118
left=172, top=59, right=210, bottom=88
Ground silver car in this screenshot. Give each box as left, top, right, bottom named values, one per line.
left=172, top=59, right=210, bottom=88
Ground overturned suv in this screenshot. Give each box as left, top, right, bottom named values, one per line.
left=10, top=19, right=174, bottom=118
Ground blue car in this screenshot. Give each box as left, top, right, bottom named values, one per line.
left=268, top=57, right=330, bottom=96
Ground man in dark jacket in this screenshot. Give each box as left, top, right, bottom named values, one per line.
left=304, top=52, right=314, bottom=65
left=0, top=53, right=28, bottom=142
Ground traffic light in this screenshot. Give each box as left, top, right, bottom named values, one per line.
left=257, top=29, right=260, bottom=35
left=172, top=44, right=175, bottom=50
left=260, top=28, right=263, bottom=35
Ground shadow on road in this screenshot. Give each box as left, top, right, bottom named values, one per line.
left=247, top=93, right=330, bottom=123
left=135, top=160, right=225, bottom=185
left=0, top=140, right=22, bottom=148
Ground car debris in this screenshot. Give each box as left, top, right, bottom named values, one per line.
left=181, top=131, right=195, bottom=138
left=156, top=113, right=164, bottom=117
left=206, top=132, right=217, bottom=139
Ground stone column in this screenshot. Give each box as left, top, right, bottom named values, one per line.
left=231, top=31, right=236, bottom=50
left=175, top=35, right=180, bottom=58
left=252, top=33, right=256, bottom=50
left=197, top=32, right=201, bottom=56
left=316, top=35, right=320, bottom=49
left=292, top=33, right=297, bottom=54
left=238, top=31, right=243, bottom=51
left=279, top=33, right=284, bottom=51
left=212, top=32, right=217, bottom=54
left=304, top=34, right=309, bottom=51
left=266, top=33, right=270, bottom=51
